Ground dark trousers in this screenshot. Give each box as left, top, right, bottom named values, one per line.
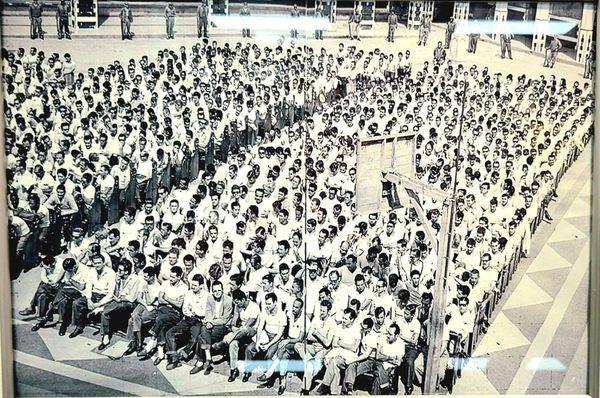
left=468, top=35, right=478, bottom=53
left=121, top=20, right=131, bottom=38
left=242, top=28, right=250, bottom=37
left=196, top=324, right=229, bottom=359
left=72, top=292, right=105, bottom=328
left=31, top=17, right=43, bottom=38
left=344, top=358, right=390, bottom=394
left=30, top=282, right=59, bottom=318
left=150, top=305, right=182, bottom=345
left=444, top=32, right=452, bottom=48
left=126, top=304, right=156, bottom=340
left=165, top=316, right=202, bottom=356
left=198, top=18, right=208, bottom=37
left=58, top=17, right=70, bottom=37
left=501, top=41, right=512, bottom=59
left=101, top=301, right=134, bottom=335
left=403, top=344, right=420, bottom=391
left=244, top=333, right=278, bottom=372
left=52, top=286, right=82, bottom=326
left=166, top=17, right=175, bottom=38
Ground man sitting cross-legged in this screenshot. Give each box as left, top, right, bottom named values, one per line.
left=164, top=273, right=209, bottom=370
left=190, top=280, right=233, bottom=375
left=212, top=289, right=260, bottom=382
left=256, top=297, right=307, bottom=395
left=138, top=266, right=188, bottom=365
left=294, top=299, right=335, bottom=395
left=241, top=292, right=287, bottom=382
left=122, top=266, right=161, bottom=356
left=98, top=259, right=141, bottom=350
left=23, top=256, right=65, bottom=330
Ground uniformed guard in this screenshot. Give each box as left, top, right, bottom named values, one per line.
left=55, top=0, right=71, bottom=39
left=467, top=17, right=480, bottom=53
left=290, top=4, right=300, bottom=39
left=387, top=9, right=397, bottom=43
left=348, top=5, right=362, bottom=41
left=29, top=0, right=44, bottom=40
left=165, top=2, right=176, bottom=39
left=240, top=2, right=250, bottom=38
left=417, top=13, right=430, bottom=45
left=119, top=1, right=133, bottom=40
left=500, top=31, right=513, bottom=59
left=544, top=35, right=562, bottom=68
left=584, top=48, right=595, bottom=79
left=444, top=17, right=456, bottom=49
left=314, top=4, right=324, bottom=40
left=197, top=0, right=209, bottom=38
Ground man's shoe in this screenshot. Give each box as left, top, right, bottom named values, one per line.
left=31, top=321, right=45, bottom=332
left=166, top=360, right=181, bottom=370
left=98, top=341, right=110, bottom=351
left=66, top=35, right=71, bottom=39
left=153, top=355, right=164, bottom=366
left=19, top=308, right=36, bottom=316
left=190, top=363, right=204, bottom=375
left=406, top=387, right=414, bottom=395
left=257, top=374, right=268, bottom=383
left=204, top=361, right=214, bottom=375
left=242, top=372, right=251, bottom=382
left=123, top=341, right=137, bottom=356
left=257, top=378, right=275, bottom=389
left=69, top=327, right=84, bottom=339
left=228, top=369, right=239, bottom=382
left=317, top=385, right=330, bottom=395
left=300, top=389, right=309, bottom=395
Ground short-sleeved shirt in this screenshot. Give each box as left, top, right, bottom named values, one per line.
left=161, top=280, right=188, bottom=307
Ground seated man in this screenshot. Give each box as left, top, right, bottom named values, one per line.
left=138, top=266, right=188, bottom=365
left=294, top=299, right=335, bottom=395
left=213, top=289, right=260, bottom=382
left=371, top=323, right=405, bottom=394
left=165, top=274, right=208, bottom=370
left=68, top=254, right=117, bottom=339
left=98, top=259, right=141, bottom=350
left=317, top=308, right=361, bottom=395
left=21, top=256, right=65, bottom=330
left=242, top=292, right=287, bottom=382
left=123, top=266, right=161, bottom=356
left=343, top=317, right=378, bottom=394
left=257, top=297, right=306, bottom=394
left=191, top=281, right=233, bottom=375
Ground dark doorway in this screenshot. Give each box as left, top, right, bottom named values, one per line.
left=433, top=1, right=454, bottom=22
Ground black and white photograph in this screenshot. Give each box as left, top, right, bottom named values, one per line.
left=1, top=0, right=596, bottom=396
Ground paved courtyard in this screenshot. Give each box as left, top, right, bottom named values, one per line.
left=4, top=13, right=592, bottom=396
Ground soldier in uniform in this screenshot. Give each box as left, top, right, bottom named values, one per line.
left=55, top=0, right=71, bottom=39
left=29, top=0, right=44, bottom=40
left=290, top=4, right=300, bottom=39
left=500, top=31, right=513, bottom=59
left=197, top=0, right=209, bottom=38
left=584, top=48, right=595, bottom=79
left=444, top=17, right=456, bottom=49
left=467, top=17, right=480, bottom=53
left=417, top=13, right=430, bottom=46
left=120, top=1, right=133, bottom=40
left=240, top=2, right=250, bottom=38
left=165, top=2, right=176, bottom=39
left=315, top=4, right=324, bottom=40
left=387, top=9, right=397, bottom=43
left=544, top=35, right=562, bottom=68
left=348, top=5, right=362, bottom=41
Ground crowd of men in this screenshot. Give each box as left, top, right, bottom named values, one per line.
left=3, top=31, right=593, bottom=396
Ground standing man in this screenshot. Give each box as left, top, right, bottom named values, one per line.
left=62, top=54, right=76, bottom=86
left=55, top=0, right=71, bottom=39
left=387, top=9, right=398, bottom=43
left=197, top=0, right=209, bottom=38
left=240, top=2, right=251, bottom=38
left=165, top=2, right=176, bottom=39
left=584, top=48, right=595, bottom=79
left=290, top=4, right=300, bottom=39
left=444, top=16, right=456, bottom=49
left=314, top=4, right=324, bottom=40
left=417, top=12, right=430, bottom=46
left=29, top=0, right=44, bottom=40
left=544, top=35, right=562, bottom=68
left=467, top=17, right=480, bottom=53
left=500, top=31, right=513, bottom=59
left=119, top=1, right=133, bottom=40
left=348, top=5, right=362, bottom=40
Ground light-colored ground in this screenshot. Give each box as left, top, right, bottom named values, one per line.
left=4, top=15, right=592, bottom=396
